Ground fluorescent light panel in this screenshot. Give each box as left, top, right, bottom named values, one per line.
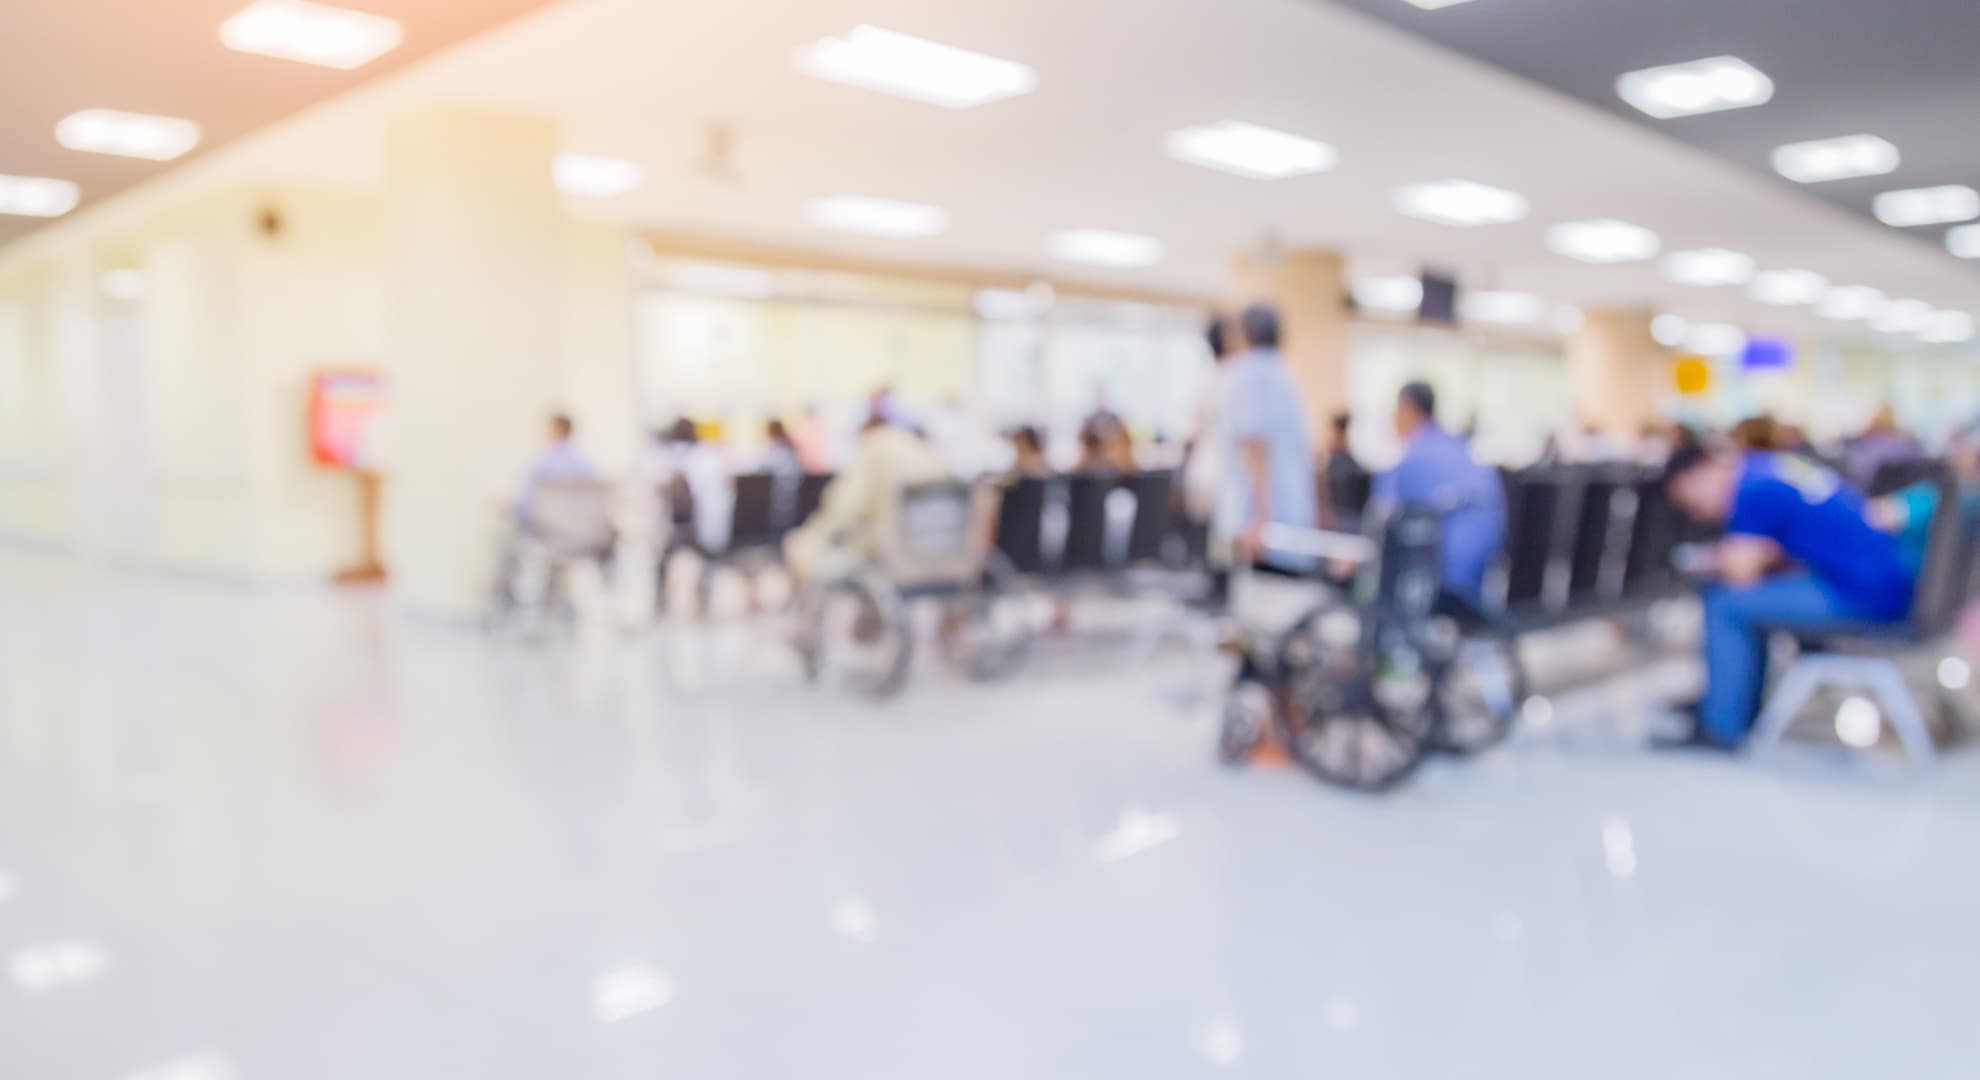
left=1462, top=290, right=1543, bottom=325
left=553, top=152, right=642, bottom=198
left=1771, top=134, right=1899, bottom=184
left=1651, top=313, right=1688, bottom=347
left=220, top=0, right=404, bottom=70
left=1545, top=218, right=1660, bottom=263
left=1163, top=121, right=1337, bottom=181
left=1873, top=298, right=1933, bottom=334
left=803, top=195, right=947, bottom=238
left=1352, top=275, right=1422, bottom=313
left=56, top=109, right=200, bottom=161
left=1819, top=285, right=1885, bottom=320
left=1950, top=224, right=1980, bottom=260
left=1391, top=179, right=1527, bottom=227
left=1874, top=185, right=1980, bottom=228
left=1749, top=269, right=1827, bottom=306
left=1616, top=56, right=1773, bottom=119
left=1662, top=248, right=1754, bottom=287
left=0, top=174, right=80, bottom=218
left=794, top=25, right=1035, bottom=109
left=1686, top=322, right=1746, bottom=356
left=1047, top=228, right=1163, bottom=268
left=1922, top=310, right=1975, bottom=344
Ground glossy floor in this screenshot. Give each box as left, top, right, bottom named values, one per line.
left=3, top=554, right=1977, bottom=1079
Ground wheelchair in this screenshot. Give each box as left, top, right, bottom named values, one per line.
left=1219, top=506, right=1526, bottom=791
left=795, top=480, right=1037, bottom=699
left=487, top=478, right=617, bottom=635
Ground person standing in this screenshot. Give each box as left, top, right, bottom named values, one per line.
left=1221, top=303, right=1318, bottom=565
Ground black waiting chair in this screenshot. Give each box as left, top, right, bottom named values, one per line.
left=994, top=477, right=1051, bottom=575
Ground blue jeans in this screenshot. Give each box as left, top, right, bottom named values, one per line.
left=1698, top=573, right=1861, bottom=742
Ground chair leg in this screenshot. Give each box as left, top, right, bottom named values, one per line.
left=1866, top=660, right=1938, bottom=768
left=1750, top=658, right=1822, bottom=751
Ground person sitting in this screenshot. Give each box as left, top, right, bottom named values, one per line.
left=1008, top=425, right=1052, bottom=478
left=783, top=414, right=948, bottom=588
left=1662, top=442, right=1916, bottom=750
left=1372, top=382, right=1505, bottom=606
left=1870, top=424, right=1980, bottom=569
left=763, top=418, right=804, bottom=478
left=1074, top=421, right=1121, bottom=475
left=1846, top=405, right=1925, bottom=492
left=516, top=413, right=598, bottom=523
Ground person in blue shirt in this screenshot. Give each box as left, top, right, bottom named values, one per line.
left=1372, top=382, right=1505, bottom=604
left=1221, top=304, right=1318, bottom=567
left=1663, top=442, right=1916, bottom=749
left=515, top=413, right=599, bottom=523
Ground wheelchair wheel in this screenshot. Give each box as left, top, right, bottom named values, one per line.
left=937, top=554, right=1036, bottom=683
left=1219, top=678, right=1274, bottom=765
left=799, top=574, right=914, bottom=700
left=1428, top=631, right=1527, bottom=755
left=1274, top=605, right=1432, bottom=792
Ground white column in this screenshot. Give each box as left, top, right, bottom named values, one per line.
left=382, top=106, right=568, bottom=616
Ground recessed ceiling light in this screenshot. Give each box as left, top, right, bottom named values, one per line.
left=1391, top=179, right=1527, bottom=227
left=552, top=152, right=642, bottom=198
left=1873, top=185, right=1980, bottom=228
left=55, top=109, right=200, bottom=162
left=1950, top=224, right=1980, bottom=260
left=1047, top=228, right=1163, bottom=269
left=1873, top=298, right=1934, bottom=334
left=803, top=194, right=948, bottom=238
left=794, top=25, right=1036, bottom=109
left=220, top=0, right=404, bottom=69
left=1819, top=285, right=1885, bottom=320
left=1462, top=290, right=1543, bottom=325
left=1616, top=56, right=1773, bottom=119
left=1686, top=322, right=1746, bottom=356
left=120, top=1053, right=239, bottom=1080
left=592, top=966, right=676, bottom=1023
left=1651, top=313, right=1689, bottom=347
left=1352, top=275, right=1423, bottom=313
left=1545, top=219, right=1660, bottom=263
left=1771, top=134, right=1900, bottom=184
left=9, top=940, right=111, bottom=990
left=0, top=174, right=80, bottom=218
left=1163, top=121, right=1337, bottom=181
left=1922, top=310, right=1975, bottom=344
left=1661, top=248, right=1755, bottom=287
left=1400, top=0, right=1477, bottom=10
left=1749, top=269, right=1827, bottom=306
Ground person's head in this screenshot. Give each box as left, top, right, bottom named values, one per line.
left=1867, top=405, right=1899, bottom=435
left=1663, top=441, right=1743, bottom=523
left=1205, top=314, right=1232, bottom=362
left=767, top=418, right=791, bottom=446
left=667, top=418, right=698, bottom=445
left=1010, top=425, right=1044, bottom=457
left=1326, top=411, right=1352, bottom=453
left=1730, top=415, right=1778, bottom=451
left=548, top=413, right=574, bottom=443
left=1239, top=303, right=1281, bottom=351
left=1395, top=381, right=1436, bottom=440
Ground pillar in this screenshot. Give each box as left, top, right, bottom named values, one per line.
left=383, top=106, right=567, bottom=616
left=1567, top=309, right=1663, bottom=439
left=1228, top=248, right=1350, bottom=431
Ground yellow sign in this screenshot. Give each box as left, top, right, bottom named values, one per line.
left=1673, top=354, right=1712, bottom=396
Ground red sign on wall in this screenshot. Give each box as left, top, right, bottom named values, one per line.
left=308, top=370, right=384, bottom=469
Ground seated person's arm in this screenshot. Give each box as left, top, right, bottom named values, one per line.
left=1716, top=535, right=1782, bottom=587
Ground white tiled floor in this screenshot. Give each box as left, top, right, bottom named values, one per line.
left=4, top=554, right=1978, bottom=1079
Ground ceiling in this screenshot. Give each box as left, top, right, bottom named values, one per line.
left=0, top=0, right=557, bottom=248
left=1327, top=0, right=1980, bottom=257
left=9, top=0, right=1979, bottom=349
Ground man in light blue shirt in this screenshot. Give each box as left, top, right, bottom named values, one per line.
left=516, top=413, right=599, bottom=522
left=1373, top=382, right=1504, bottom=602
left=1221, top=303, right=1317, bottom=566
